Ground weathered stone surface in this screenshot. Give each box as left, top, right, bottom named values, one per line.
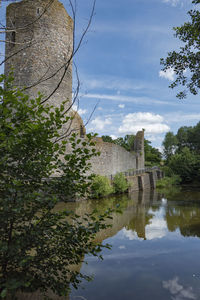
left=90, top=138, right=145, bottom=176
left=5, top=0, right=73, bottom=109
left=5, top=0, right=145, bottom=177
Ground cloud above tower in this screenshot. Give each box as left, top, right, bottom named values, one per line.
left=118, top=112, right=170, bottom=135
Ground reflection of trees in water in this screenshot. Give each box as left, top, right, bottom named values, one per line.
left=164, top=188, right=200, bottom=238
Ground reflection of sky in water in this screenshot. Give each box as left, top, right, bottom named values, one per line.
left=122, top=205, right=168, bottom=241
left=163, top=277, right=197, bottom=300
left=70, top=192, right=200, bottom=300
left=119, top=199, right=178, bottom=242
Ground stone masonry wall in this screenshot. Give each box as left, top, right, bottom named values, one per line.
left=5, top=0, right=73, bottom=108
left=5, top=0, right=84, bottom=136
left=90, top=138, right=144, bottom=176
left=4, top=0, right=145, bottom=177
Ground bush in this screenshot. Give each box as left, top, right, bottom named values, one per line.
left=91, top=175, right=114, bottom=198
left=156, top=175, right=181, bottom=188
left=113, top=173, right=129, bottom=194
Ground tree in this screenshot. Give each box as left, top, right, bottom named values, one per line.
left=0, top=75, right=111, bottom=299
left=144, top=139, right=162, bottom=166
left=162, top=132, right=178, bottom=162
left=160, top=0, right=200, bottom=98
left=101, top=135, right=114, bottom=143
left=168, top=147, right=200, bottom=182
left=176, top=126, right=193, bottom=152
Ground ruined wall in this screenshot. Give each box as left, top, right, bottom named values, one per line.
left=90, top=138, right=144, bottom=176
left=4, top=0, right=145, bottom=176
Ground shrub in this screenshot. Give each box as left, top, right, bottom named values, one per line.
left=91, top=175, right=114, bottom=198
left=113, top=172, right=129, bottom=194
left=156, top=175, right=181, bottom=189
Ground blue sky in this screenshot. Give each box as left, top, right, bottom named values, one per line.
left=1, top=0, right=200, bottom=149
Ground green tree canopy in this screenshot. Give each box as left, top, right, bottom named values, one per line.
left=0, top=75, right=110, bottom=299
left=168, top=147, right=200, bottom=182
left=162, top=132, right=178, bottom=162
left=160, top=0, right=200, bottom=98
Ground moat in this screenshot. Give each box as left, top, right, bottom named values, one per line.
left=67, top=186, right=200, bottom=300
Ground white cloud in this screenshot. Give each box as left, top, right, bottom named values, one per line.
left=164, top=112, right=200, bottom=123
left=90, top=117, right=112, bottom=131
left=118, top=112, right=170, bottom=135
left=119, top=245, right=126, bottom=249
left=122, top=228, right=142, bottom=241
left=163, top=0, right=180, bottom=6
left=163, top=277, right=196, bottom=300
left=118, top=104, right=125, bottom=109
left=83, top=93, right=176, bottom=106
left=146, top=208, right=168, bottom=240
left=162, top=0, right=191, bottom=6
left=110, top=134, right=118, bottom=140
left=159, top=68, right=175, bottom=81
left=72, top=104, right=87, bottom=115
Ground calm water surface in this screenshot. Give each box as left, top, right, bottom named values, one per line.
left=68, top=187, right=200, bottom=300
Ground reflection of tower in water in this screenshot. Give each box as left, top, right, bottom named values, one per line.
left=68, top=190, right=163, bottom=243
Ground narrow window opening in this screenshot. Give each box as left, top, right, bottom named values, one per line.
left=11, top=31, right=16, bottom=47
left=37, top=8, right=40, bottom=15
left=80, top=125, right=84, bottom=138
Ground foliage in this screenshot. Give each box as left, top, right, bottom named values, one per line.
left=162, top=122, right=200, bottom=183
left=160, top=0, right=200, bottom=98
left=168, top=147, right=200, bottom=183
left=144, top=139, right=162, bottom=166
left=90, top=175, right=114, bottom=198
left=101, top=135, right=114, bottom=143
left=156, top=175, right=181, bottom=189
left=162, top=132, right=178, bottom=162
left=0, top=74, right=110, bottom=299
left=160, top=165, right=174, bottom=177
left=113, top=173, right=129, bottom=194
left=102, top=135, right=135, bottom=151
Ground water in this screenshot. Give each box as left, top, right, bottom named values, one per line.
left=69, top=186, right=200, bottom=300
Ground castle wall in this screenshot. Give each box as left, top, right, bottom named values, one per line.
left=90, top=138, right=144, bottom=176
left=4, top=1, right=146, bottom=177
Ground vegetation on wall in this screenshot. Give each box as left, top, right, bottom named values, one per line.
left=0, top=75, right=111, bottom=299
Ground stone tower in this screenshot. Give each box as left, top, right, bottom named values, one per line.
left=5, top=0, right=86, bottom=136
left=133, top=130, right=145, bottom=169
left=5, top=0, right=73, bottom=108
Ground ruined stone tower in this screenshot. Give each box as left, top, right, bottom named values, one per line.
left=4, top=0, right=144, bottom=176
left=5, top=0, right=73, bottom=108
left=5, top=0, right=86, bottom=135
left=133, top=130, right=145, bottom=169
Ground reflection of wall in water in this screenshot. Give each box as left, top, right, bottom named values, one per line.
left=61, top=190, right=163, bottom=243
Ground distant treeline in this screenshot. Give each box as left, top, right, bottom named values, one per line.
left=162, top=121, right=200, bottom=183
